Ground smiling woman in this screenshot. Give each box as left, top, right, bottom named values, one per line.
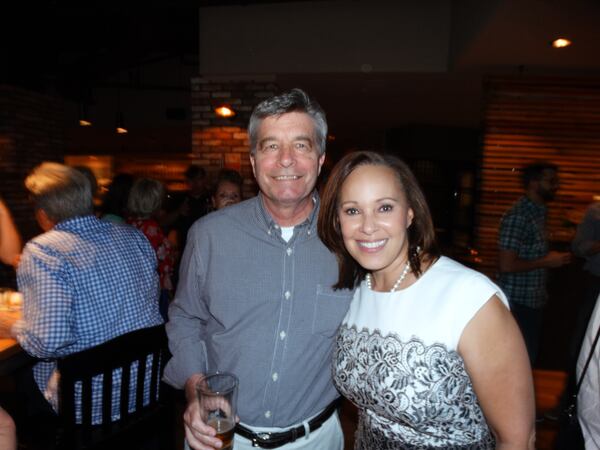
left=318, top=151, right=536, bottom=450
left=337, top=163, right=415, bottom=292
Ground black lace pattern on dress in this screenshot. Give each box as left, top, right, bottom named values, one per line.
left=334, top=325, right=495, bottom=449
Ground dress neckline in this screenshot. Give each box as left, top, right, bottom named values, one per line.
left=363, top=256, right=443, bottom=296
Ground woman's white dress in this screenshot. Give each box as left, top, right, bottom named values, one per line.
left=333, top=256, right=508, bottom=449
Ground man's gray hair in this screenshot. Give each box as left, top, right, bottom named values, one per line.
left=248, top=88, right=328, bottom=156
left=25, top=162, right=93, bottom=223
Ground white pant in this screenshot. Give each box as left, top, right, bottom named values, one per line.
left=184, top=411, right=343, bottom=450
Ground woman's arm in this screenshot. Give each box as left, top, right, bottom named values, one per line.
left=0, top=407, right=16, bottom=450
left=0, top=199, right=21, bottom=266
left=458, top=295, right=536, bottom=449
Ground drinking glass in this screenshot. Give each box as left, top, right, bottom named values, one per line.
left=0, top=289, right=10, bottom=311
left=196, top=372, right=238, bottom=450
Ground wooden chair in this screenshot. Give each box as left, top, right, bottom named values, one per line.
left=56, top=325, right=172, bottom=449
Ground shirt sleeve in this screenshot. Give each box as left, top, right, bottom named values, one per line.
left=572, top=204, right=600, bottom=257
left=450, top=270, right=510, bottom=349
left=163, top=223, right=210, bottom=389
left=498, top=210, right=527, bottom=252
left=15, top=242, right=77, bottom=359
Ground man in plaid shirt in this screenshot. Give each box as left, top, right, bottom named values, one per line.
left=498, top=162, right=571, bottom=365
left=0, top=163, right=163, bottom=437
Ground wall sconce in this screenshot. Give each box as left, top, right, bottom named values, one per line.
left=215, top=105, right=235, bottom=118
left=551, top=37, right=572, bottom=48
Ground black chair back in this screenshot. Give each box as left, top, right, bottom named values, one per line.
left=56, top=324, right=170, bottom=449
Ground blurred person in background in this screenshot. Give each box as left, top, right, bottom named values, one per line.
left=127, top=178, right=175, bottom=321
left=211, top=169, right=243, bottom=211
left=163, top=165, right=211, bottom=254
left=576, top=292, right=600, bottom=449
left=552, top=200, right=600, bottom=428
left=99, top=173, right=134, bottom=224
left=0, top=198, right=21, bottom=267
left=181, top=164, right=211, bottom=221
left=497, top=162, right=572, bottom=365
left=571, top=201, right=600, bottom=355
left=0, top=163, right=162, bottom=443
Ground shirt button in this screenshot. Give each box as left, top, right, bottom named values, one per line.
left=280, top=331, right=286, bottom=340
left=267, top=230, right=272, bottom=235
left=272, top=372, right=278, bottom=381
left=307, top=230, right=311, bottom=235
left=286, top=248, right=292, bottom=256
left=284, top=291, right=291, bottom=300
left=265, top=411, right=271, bottom=418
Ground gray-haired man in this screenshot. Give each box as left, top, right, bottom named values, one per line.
left=164, top=89, right=352, bottom=450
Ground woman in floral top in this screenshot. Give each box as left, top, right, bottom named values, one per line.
left=127, top=178, right=175, bottom=319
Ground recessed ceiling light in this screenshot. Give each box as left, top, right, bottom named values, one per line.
left=551, top=38, right=572, bottom=49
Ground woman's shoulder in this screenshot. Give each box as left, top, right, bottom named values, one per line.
left=425, top=256, right=481, bottom=284
left=432, top=256, right=491, bottom=281
left=427, top=256, right=507, bottom=305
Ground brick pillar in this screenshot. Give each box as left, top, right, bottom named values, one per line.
left=0, top=85, right=67, bottom=285
left=190, top=76, right=278, bottom=198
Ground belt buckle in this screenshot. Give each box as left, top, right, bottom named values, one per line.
left=252, top=432, right=271, bottom=447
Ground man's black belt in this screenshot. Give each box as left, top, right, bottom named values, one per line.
left=235, top=400, right=339, bottom=448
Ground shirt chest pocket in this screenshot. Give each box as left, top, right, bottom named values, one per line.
left=311, top=285, right=353, bottom=337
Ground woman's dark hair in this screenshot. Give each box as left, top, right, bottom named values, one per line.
left=318, top=151, right=440, bottom=290
left=100, top=173, right=134, bottom=218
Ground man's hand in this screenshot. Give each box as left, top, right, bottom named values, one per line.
left=183, top=374, right=223, bottom=450
left=0, top=311, right=19, bottom=338
left=542, top=251, right=572, bottom=268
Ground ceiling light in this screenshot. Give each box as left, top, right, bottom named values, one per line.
left=551, top=38, right=572, bottom=49
left=115, top=87, right=128, bottom=134
left=116, top=111, right=128, bottom=134
left=79, top=103, right=92, bottom=126
left=215, top=105, right=235, bottom=118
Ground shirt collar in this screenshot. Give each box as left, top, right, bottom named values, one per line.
left=54, top=215, right=101, bottom=231
left=255, top=193, right=320, bottom=237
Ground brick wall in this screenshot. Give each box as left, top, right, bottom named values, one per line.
left=190, top=76, right=278, bottom=198
left=0, top=85, right=67, bottom=285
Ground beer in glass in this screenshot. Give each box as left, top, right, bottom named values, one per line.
left=196, top=372, right=238, bottom=450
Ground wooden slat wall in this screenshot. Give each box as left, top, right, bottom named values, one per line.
left=476, top=77, right=600, bottom=277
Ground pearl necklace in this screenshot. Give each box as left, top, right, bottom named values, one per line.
left=365, top=261, right=411, bottom=292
